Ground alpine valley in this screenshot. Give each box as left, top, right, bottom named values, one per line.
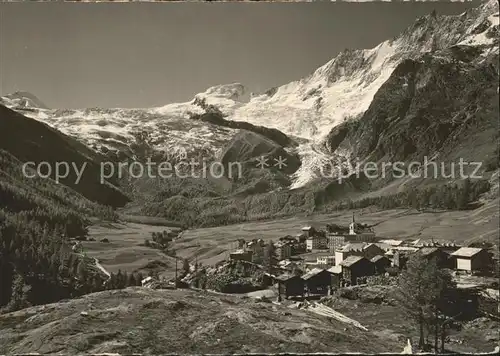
left=0, top=1, right=499, bottom=354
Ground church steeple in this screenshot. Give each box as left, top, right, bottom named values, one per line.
left=349, top=213, right=356, bottom=235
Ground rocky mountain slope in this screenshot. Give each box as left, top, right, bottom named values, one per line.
left=0, top=104, right=129, bottom=207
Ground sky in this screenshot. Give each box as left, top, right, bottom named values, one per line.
left=0, top=1, right=482, bottom=109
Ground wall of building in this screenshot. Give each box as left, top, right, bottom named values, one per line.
left=457, top=258, right=472, bottom=271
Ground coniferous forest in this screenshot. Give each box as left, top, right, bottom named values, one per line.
left=0, top=149, right=141, bottom=312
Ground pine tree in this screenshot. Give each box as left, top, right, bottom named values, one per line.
left=396, top=254, right=455, bottom=351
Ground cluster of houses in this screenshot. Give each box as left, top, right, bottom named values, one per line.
left=228, top=215, right=495, bottom=299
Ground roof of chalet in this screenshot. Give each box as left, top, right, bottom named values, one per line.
left=302, top=268, right=327, bottom=280
left=393, top=246, right=420, bottom=252
left=341, top=255, right=368, bottom=268
left=371, top=255, right=389, bottom=263
left=275, top=274, right=302, bottom=282
left=302, top=226, right=314, bottom=231
left=451, top=247, right=485, bottom=258
left=327, top=265, right=342, bottom=274
left=419, top=247, right=440, bottom=256
left=379, top=239, right=404, bottom=246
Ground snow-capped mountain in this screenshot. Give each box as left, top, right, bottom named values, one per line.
left=202, top=0, right=498, bottom=141
left=2, top=0, right=498, bottom=189
left=0, top=91, right=49, bottom=110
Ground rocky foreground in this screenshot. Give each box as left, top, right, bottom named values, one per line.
left=0, top=287, right=403, bottom=354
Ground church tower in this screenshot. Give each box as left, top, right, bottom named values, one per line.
left=349, top=212, right=356, bottom=235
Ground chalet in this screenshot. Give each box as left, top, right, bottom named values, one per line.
left=229, top=249, right=253, bottom=262
left=275, top=274, right=304, bottom=298
left=302, top=268, right=332, bottom=295
left=371, top=255, right=391, bottom=274
left=418, top=247, right=451, bottom=268
left=340, top=256, right=375, bottom=286
left=451, top=247, right=491, bottom=274
left=334, top=242, right=384, bottom=266
left=327, top=265, right=342, bottom=288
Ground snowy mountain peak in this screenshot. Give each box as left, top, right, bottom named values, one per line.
left=198, top=83, right=247, bottom=102
left=0, top=91, right=49, bottom=110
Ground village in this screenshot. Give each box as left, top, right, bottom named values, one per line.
left=211, top=214, right=497, bottom=301
left=139, top=214, right=498, bottom=307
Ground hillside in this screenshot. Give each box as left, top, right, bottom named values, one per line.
left=0, top=104, right=133, bottom=313
left=0, top=104, right=129, bottom=207
left=0, top=287, right=403, bottom=354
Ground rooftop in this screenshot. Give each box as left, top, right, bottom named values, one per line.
left=275, top=273, right=302, bottom=282
left=341, top=255, right=366, bottom=267
left=379, top=239, right=404, bottom=246
left=419, top=247, right=439, bottom=256
left=371, top=255, right=388, bottom=263
left=327, top=265, right=342, bottom=274
left=302, top=268, right=327, bottom=280
left=451, top=247, right=484, bottom=258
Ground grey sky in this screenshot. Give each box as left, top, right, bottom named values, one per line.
left=0, top=1, right=481, bottom=109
